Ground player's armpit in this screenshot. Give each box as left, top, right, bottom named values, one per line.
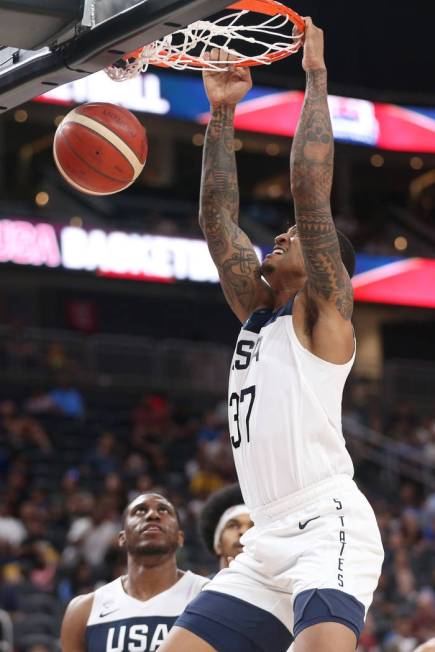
left=294, top=287, right=354, bottom=365
left=60, top=593, right=94, bottom=652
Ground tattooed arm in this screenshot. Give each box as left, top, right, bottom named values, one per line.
left=290, top=19, right=354, bottom=361
left=200, top=51, right=273, bottom=322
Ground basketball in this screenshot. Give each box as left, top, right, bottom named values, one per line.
left=53, top=102, right=148, bottom=195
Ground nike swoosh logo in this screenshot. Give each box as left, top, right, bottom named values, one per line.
left=298, top=516, right=320, bottom=530
left=99, top=608, right=119, bottom=618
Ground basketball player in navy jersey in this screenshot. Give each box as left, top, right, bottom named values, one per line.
left=159, top=17, right=383, bottom=652
left=61, top=493, right=207, bottom=652
left=199, top=483, right=253, bottom=571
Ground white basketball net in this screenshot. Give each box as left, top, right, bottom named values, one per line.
left=106, top=7, right=303, bottom=80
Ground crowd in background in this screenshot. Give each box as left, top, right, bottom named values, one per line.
left=0, top=370, right=435, bottom=652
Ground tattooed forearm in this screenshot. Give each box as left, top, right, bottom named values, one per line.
left=290, top=69, right=353, bottom=320
left=219, top=243, right=263, bottom=310
left=291, top=69, right=333, bottom=207
left=199, top=106, right=268, bottom=319
left=200, top=105, right=239, bottom=236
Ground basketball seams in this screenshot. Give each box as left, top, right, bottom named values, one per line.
left=53, top=140, right=135, bottom=196
left=59, top=125, right=134, bottom=183
left=62, top=112, right=145, bottom=180
left=53, top=103, right=148, bottom=195
left=54, top=129, right=136, bottom=196
left=75, top=106, right=147, bottom=163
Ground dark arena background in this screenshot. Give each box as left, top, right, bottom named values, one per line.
left=0, top=1, right=435, bottom=651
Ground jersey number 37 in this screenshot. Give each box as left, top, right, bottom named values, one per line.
left=229, top=385, right=256, bottom=449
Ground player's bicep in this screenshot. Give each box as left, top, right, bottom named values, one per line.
left=298, top=265, right=354, bottom=364
left=307, top=263, right=354, bottom=322
left=298, top=209, right=353, bottom=321
left=298, top=210, right=354, bottom=321
left=61, top=594, right=93, bottom=652
left=302, top=277, right=354, bottom=364
left=201, top=219, right=272, bottom=322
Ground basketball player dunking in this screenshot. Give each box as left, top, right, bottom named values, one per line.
left=61, top=493, right=207, bottom=652
left=158, top=17, right=384, bottom=652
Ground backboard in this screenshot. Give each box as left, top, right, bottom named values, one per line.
left=0, top=0, right=231, bottom=113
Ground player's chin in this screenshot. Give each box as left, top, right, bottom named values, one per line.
left=260, top=259, right=275, bottom=276
left=136, top=541, right=171, bottom=555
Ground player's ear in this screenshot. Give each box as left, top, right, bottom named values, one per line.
left=118, top=530, right=126, bottom=548
left=177, top=530, right=185, bottom=547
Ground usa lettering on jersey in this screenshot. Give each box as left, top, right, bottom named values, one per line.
left=106, top=623, right=170, bottom=652
left=232, top=336, right=262, bottom=371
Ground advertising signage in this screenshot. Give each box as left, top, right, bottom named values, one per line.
left=35, top=70, right=435, bottom=153
left=0, top=218, right=220, bottom=283
left=1, top=219, right=435, bottom=308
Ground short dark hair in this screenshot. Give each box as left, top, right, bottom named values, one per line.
left=286, top=221, right=356, bottom=279
left=199, top=483, right=244, bottom=555
left=336, top=229, right=356, bottom=279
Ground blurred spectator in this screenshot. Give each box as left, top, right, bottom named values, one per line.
left=0, top=501, right=26, bottom=546
left=3, top=332, right=39, bottom=369
left=62, top=500, right=120, bottom=568
left=45, top=341, right=69, bottom=373
left=49, top=375, right=85, bottom=418
left=0, top=400, right=52, bottom=453
left=358, top=612, right=381, bottom=651
left=196, top=409, right=220, bottom=446
left=384, top=615, right=418, bottom=652
left=188, top=461, right=225, bottom=499
left=412, top=590, right=435, bottom=643
left=0, top=370, right=434, bottom=650
left=132, top=393, right=170, bottom=434
left=85, top=432, right=119, bottom=479
left=422, top=420, right=435, bottom=465
left=24, top=389, right=56, bottom=416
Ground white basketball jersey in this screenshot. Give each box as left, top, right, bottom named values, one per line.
left=86, top=571, right=207, bottom=652
left=228, top=299, right=355, bottom=510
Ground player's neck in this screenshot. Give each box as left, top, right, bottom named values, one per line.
left=219, top=557, right=230, bottom=570
left=266, top=272, right=306, bottom=309
left=123, top=555, right=183, bottom=601
left=272, top=286, right=300, bottom=311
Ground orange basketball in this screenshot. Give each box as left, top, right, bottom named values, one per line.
left=53, top=102, right=148, bottom=195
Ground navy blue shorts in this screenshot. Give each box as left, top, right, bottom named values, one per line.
left=175, top=588, right=365, bottom=651
left=293, top=588, right=365, bottom=641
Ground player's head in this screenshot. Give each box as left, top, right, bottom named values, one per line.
left=119, top=493, right=183, bottom=559
left=199, top=484, right=253, bottom=569
left=260, top=224, right=356, bottom=289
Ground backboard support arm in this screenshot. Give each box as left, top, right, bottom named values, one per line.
left=0, top=0, right=231, bottom=113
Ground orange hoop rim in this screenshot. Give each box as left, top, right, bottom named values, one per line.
left=119, top=0, right=305, bottom=70
left=227, top=0, right=305, bottom=32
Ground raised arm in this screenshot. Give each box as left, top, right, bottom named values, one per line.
left=200, top=52, right=272, bottom=322
left=290, top=18, right=354, bottom=360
